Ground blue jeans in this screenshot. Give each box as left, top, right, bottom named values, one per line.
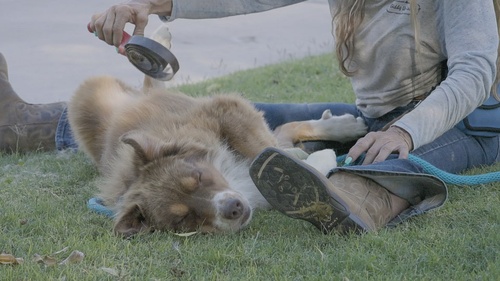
left=55, top=108, right=78, bottom=151
left=56, top=101, right=500, bottom=174
left=254, top=101, right=500, bottom=174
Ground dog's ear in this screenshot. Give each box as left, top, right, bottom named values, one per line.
left=114, top=203, right=149, bottom=238
left=120, top=131, right=167, bottom=165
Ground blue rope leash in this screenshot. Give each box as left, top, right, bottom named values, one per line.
left=407, top=155, right=500, bottom=185
left=87, top=198, right=114, bottom=218
left=88, top=153, right=500, bottom=217
left=337, top=154, right=500, bottom=185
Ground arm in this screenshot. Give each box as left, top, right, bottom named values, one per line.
left=90, top=0, right=305, bottom=47
left=90, top=0, right=173, bottom=46
left=347, top=0, right=498, bottom=164
left=395, top=0, right=498, bottom=149
left=168, top=0, right=305, bottom=20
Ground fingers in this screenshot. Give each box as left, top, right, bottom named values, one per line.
left=88, top=14, right=98, bottom=33
left=102, top=11, right=119, bottom=46
left=361, top=136, right=392, bottom=165
left=346, top=132, right=376, bottom=164
left=346, top=128, right=412, bottom=165
left=132, top=12, right=148, bottom=36
left=361, top=138, right=409, bottom=165
left=90, top=4, right=149, bottom=47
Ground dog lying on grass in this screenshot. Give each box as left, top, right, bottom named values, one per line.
left=68, top=26, right=367, bottom=237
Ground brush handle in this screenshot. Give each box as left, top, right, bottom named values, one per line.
left=87, top=23, right=131, bottom=56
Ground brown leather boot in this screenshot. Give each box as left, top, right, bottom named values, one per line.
left=327, top=171, right=410, bottom=232
left=0, top=53, right=66, bottom=153
left=250, top=147, right=447, bottom=234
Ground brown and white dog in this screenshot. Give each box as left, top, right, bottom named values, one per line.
left=68, top=26, right=367, bottom=237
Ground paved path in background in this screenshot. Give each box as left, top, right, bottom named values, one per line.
left=2, top=0, right=332, bottom=103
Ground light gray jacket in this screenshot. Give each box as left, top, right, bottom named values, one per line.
left=167, top=0, right=498, bottom=150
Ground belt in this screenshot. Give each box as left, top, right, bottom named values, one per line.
left=412, top=94, right=428, bottom=101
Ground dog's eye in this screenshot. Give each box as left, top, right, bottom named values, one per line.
left=195, top=170, right=203, bottom=183
left=172, top=213, right=195, bottom=231
left=173, top=215, right=186, bottom=225
left=198, top=170, right=215, bottom=186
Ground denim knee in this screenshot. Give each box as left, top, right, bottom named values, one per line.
left=55, top=108, right=78, bottom=151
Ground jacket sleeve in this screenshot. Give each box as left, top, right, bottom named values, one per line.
left=395, top=0, right=498, bottom=149
left=164, top=0, right=306, bottom=20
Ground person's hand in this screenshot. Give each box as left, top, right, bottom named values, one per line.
left=346, top=126, right=413, bottom=165
left=89, top=0, right=173, bottom=47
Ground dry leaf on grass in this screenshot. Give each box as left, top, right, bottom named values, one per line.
left=59, top=250, right=84, bottom=265
left=100, top=267, right=120, bottom=276
left=33, top=250, right=84, bottom=266
left=52, top=246, right=69, bottom=255
left=173, top=231, right=198, bottom=237
left=0, top=253, right=24, bottom=265
left=33, top=254, right=58, bottom=267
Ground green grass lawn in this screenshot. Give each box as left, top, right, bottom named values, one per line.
left=1, top=54, right=499, bottom=280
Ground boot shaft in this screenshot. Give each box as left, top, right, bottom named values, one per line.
left=327, top=171, right=402, bottom=231
left=0, top=52, right=66, bottom=152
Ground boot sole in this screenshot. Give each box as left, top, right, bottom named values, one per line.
left=250, top=147, right=368, bottom=234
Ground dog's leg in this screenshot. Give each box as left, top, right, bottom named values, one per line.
left=142, top=24, right=172, bottom=92
left=204, top=95, right=278, bottom=159
left=68, top=76, right=139, bottom=164
left=273, top=109, right=367, bottom=148
left=303, top=149, right=337, bottom=176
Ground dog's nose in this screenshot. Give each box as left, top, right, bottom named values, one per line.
left=222, top=198, right=244, bottom=219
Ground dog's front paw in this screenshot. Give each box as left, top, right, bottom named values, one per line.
left=339, top=114, right=368, bottom=136
left=318, top=110, right=367, bottom=137
left=151, top=24, right=172, bottom=49
left=316, top=113, right=367, bottom=142
left=321, top=109, right=333, bottom=120
left=353, top=116, right=368, bottom=136
left=304, top=149, right=337, bottom=176
left=284, top=147, right=309, bottom=160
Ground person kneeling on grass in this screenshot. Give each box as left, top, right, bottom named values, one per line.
left=2, top=0, right=500, bottom=234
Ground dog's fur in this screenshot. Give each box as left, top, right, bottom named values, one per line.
left=68, top=26, right=367, bottom=236
left=274, top=109, right=367, bottom=148
left=68, top=78, right=280, bottom=236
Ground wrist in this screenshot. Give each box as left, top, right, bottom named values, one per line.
left=130, top=0, right=172, bottom=16
left=151, top=0, right=172, bottom=16
left=389, top=126, right=414, bottom=151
